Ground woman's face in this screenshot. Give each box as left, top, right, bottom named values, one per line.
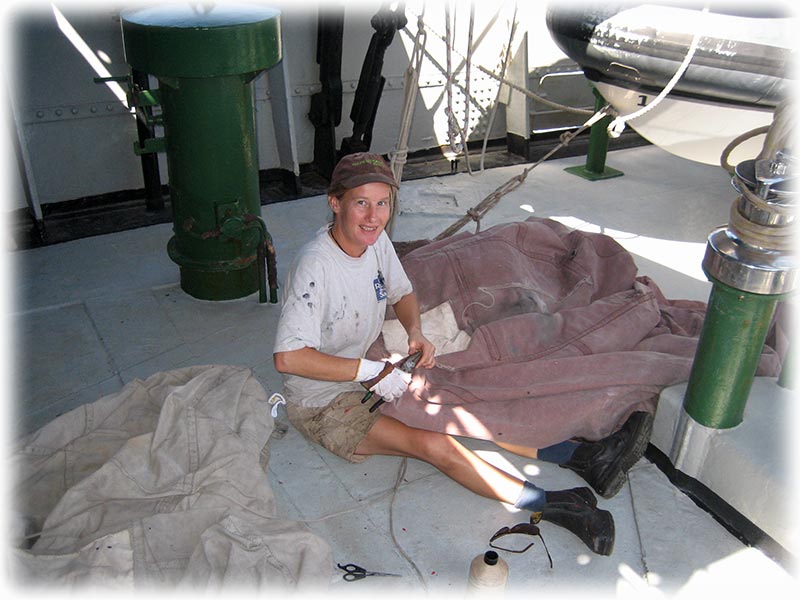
left=329, top=182, right=393, bottom=256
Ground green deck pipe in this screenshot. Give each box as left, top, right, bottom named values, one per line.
left=564, top=87, right=623, bottom=181
left=121, top=5, right=281, bottom=301
left=683, top=276, right=781, bottom=429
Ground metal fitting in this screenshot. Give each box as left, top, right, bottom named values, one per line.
left=703, top=104, right=796, bottom=295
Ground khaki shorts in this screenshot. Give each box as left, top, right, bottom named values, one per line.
left=286, top=391, right=382, bottom=463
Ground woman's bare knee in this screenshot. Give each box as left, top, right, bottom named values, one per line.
left=356, top=416, right=454, bottom=463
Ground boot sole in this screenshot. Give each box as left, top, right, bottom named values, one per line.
left=541, top=507, right=615, bottom=556
left=593, top=509, right=615, bottom=556
left=594, top=412, right=653, bottom=498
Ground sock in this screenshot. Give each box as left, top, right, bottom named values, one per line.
left=537, top=440, right=580, bottom=464
left=514, top=480, right=547, bottom=512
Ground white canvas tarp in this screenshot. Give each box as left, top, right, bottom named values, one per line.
left=9, top=365, right=332, bottom=591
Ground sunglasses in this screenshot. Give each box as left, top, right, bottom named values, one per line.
left=489, top=519, right=553, bottom=568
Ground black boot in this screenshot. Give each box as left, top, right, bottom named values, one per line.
left=545, top=486, right=596, bottom=507
left=560, top=411, right=653, bottom=498
left=532, top=489, right=615, bottom=556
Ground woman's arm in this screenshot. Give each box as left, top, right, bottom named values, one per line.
left=392, top=291, right=436, bottom=368
left=273, top=347, right=360, bottom=381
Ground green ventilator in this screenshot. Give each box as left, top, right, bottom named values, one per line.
left=119, top=4, right=282, bottom=302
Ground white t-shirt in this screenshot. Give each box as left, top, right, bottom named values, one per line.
left=273, top=225, right=414, bottom=407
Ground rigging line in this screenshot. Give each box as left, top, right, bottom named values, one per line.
left=446, top=3, right=477, bottom=174
left=461, top=3, right=476, bottom=175
left=387, top=11, right=428, bottom=238
left=416, top=10, right=595, bottom=117
left=480, top=3, right=518, bottom=173
left=434, top=108, right=611, bottom=240
left=476, top=65, right=595, bottom=115
left=607, top=5, right=709, bottom=137
left=444, top=0, right=459, bottom=155
left=443, top=1, right=478, bottom=173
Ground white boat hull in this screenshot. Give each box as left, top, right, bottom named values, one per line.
left=596, top=81, right=774, bottom=166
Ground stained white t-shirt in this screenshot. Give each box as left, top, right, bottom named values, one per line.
left=273, top=225, right=413, bottom=407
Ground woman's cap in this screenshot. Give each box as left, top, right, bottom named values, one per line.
left=328, top=152, right=398, bottom=196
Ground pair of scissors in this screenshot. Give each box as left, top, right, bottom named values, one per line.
left=337, top=562, right=401, bottom=581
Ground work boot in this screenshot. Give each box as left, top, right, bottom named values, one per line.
left=532, top=490, right=615, bottom=556
left=545, top=486, right=596, bottom=507
left=560, top=411, right=654, bottom=498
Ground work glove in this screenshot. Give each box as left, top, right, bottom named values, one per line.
left=354, top=358, right=412, bottom=402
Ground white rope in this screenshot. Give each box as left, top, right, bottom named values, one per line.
left=606, top=6, right=709, bottom=138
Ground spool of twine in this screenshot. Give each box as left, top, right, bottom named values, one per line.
left=466, top=550, right=508, bottom=597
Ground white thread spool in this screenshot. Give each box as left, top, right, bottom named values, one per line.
left=466, top=550, right=508, bottom=598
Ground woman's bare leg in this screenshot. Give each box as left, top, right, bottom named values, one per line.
left=494, top=441, right=539, bottom=459
left=355, top=415, right=524, bottom=505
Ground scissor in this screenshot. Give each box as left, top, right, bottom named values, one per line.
left=337, top=562, right=401, bottom=581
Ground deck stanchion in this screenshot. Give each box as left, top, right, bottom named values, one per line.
left=564, top=88, right=623, bottom=181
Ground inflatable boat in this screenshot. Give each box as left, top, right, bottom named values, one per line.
left=546, top=2, right=797, bottom=165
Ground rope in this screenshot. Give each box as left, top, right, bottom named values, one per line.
left=389, top=458, right=428, bottom=589
left=480, top=4, right=518, bottom=173
left=719, top=126, right=770, bottom=174
left=444, top=1, right=460, bottom=156
left=728, top=199, right=796, bottom=251
left=387, top=9, right=428, bottom=238
left=461, top=4, right=476, bottom=175
left=606, top=5, right=709, bottom=138
left=434, top=107, right=612, bottom=240
left=302, top=457, right=428, bottom=589
left=476, top=65, right=595, bottom=116
left=414, top=9, right=595, bottom=117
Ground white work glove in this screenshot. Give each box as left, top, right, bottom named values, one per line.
left=354, top=358, right=388, bottom=382
left=354, top=358, right=412, bottom=402
left=371, top=368, right=412, bottom=401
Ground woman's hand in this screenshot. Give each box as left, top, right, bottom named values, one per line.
left=408, top=329, right=436, bottom=368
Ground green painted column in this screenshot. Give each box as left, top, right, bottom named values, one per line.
left=683, top=277, right=782, bottom=428
left=120, top=4, right=281, bottom=301
left=682, top=145, right=796, bottom=429
left=564, top=87, right=623, bottom=181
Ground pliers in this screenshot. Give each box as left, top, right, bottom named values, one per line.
left=360, top=350, right=423, bottom=413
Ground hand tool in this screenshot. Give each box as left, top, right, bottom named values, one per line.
left=360, top=350, right=423, bottom=412
left=337, top=562, right=401, bottom=581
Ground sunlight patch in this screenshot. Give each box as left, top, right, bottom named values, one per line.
left=52, top=4, right=130, bottom=109
left=551, top=216, right=707, bottom=282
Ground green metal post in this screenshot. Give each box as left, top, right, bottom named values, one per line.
left=777, top=339, right=794, bottom=390
left=564, top=87, right=623, bottom=181
left=683, top=277, right=782, bottom=429
left=160, top=74, right=263, bottom=300
left=121, top=5, right=281, bottom=301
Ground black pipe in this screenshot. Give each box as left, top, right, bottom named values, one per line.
left=131, top=69, right=165, bottom=212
